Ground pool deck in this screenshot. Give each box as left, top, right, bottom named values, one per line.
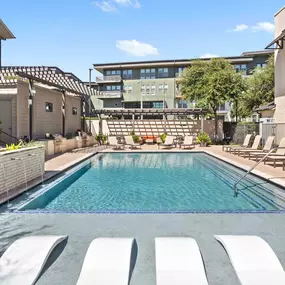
left=1, top=145, right=285, bottom=284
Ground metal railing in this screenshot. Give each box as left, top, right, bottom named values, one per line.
left=0, top=130, right=19, bottom=145
left=96, top=75, right=122, bottom=82
left=233, top=147, right=285, bottom=197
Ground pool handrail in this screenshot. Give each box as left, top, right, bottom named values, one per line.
left=233, top=147, right=285, bottom=197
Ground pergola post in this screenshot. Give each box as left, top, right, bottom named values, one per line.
left=82, top=98, right=86, bottom=132
left=201, top=115, right=204, bottom=133
left=28, top=79, right=35, bottom=140
left=62, top=90, right=66, bottom=137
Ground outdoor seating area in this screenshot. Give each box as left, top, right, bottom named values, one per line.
left=223, top=134, right=285, bottom=171
left=107, top=134, right=196, bottom=150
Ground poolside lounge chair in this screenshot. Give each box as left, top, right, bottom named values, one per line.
left=0, top=235, right=67, bottom=285
left=215, top=235, right=285, bottom=285
left=234, top=135, right=262, bottom=157
left=247, top=136, right=275, bottom=161
left=159, top=135, right=175, bottom=149
left=180, top=136, right=195, bottom=149
left=76, top=238, right=134, bottom=285
left=155, top=237, right=209, bottom=285
left=108, top=136, right=124, bottom=150
left=263, top=137, right=285, bottom=168
left=124, top=135, right=142, bottom=149
left=223, top=134, right=252, bottom=153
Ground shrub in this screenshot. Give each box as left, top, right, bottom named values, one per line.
left=197, top=132, right=211, bottom=146
left=95, top=134, right=107, bottom=145
left=160, top=133, right=167, bottom=143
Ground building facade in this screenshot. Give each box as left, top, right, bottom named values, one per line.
left=92, top=50, right=273, bottom=121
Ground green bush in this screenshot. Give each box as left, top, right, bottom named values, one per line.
left=95, top=134, right=107, bottom=145
left=197, top=132, right=211, bottom=146
left=132, top=135, right=140, bottom=143
left=160, top=133, right=167, bottom=143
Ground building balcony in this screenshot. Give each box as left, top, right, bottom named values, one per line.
left=96, top=75, right=122, bottom=83
left=96, top=91, right=123, bottom=99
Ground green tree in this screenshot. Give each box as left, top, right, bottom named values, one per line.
left=180, top=58, right=245, bottom=136
left=234, top=55, right=274, bottom=117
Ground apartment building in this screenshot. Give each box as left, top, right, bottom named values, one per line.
left=92, top=50, right=273, bottom=121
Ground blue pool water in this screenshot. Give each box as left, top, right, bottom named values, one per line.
left=20, top=153, right=285, bottom=212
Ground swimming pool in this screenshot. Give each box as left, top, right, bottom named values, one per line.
left=17, top=153, right=285, bottom=213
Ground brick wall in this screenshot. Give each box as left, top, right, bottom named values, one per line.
left=0, top=146, right=45, bottom=203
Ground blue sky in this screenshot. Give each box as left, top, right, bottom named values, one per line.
left=1, top=0, right=284, bottom=80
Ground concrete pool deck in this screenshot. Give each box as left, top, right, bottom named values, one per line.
left=1, top=213, right=285, bottom=285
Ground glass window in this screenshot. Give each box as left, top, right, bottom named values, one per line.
left=152, top=102, right=163, bottom=108
left=72, top=107, right=77, bottom=115
left=140, top=69, right=145, bottom=79
left=106, top=86, right=111, bottom=91
left=116, top=85, right=121, bottom=91
left=159, top=84, right=163, bottom=93
left=151, top=85, right=156, bottom=95
left=128, top=85, right=133, bottom=92
left=163, top=68, right=168, bottom=77
left=111, top=70, right=116, bottom=75
left=158, top=68, right=163, bottom=77
left=164, top=83, right=168, bottom=91
left=123, top=70, right=132, bottom=79
left=45, top=102, right=53, bottom=112
left=141, top=85, right=145, bottom=94
left=235, top=65, right=241, bottom=72
left=106, top=70, right=111, bottom=76
left=146, top=85, right=151, bottom=93
left=217, top=103, right=225, bottom=111
left=151, top=68, right=155, bottom=79
left=111, top=86, right=116, bottom=90
left=146, top=69, right=150, bottom=79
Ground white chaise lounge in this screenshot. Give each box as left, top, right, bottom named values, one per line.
left=0, top=235, right=67, bottom=285
left=155, top=237, right=209, bottom=285
left=76, top=238, right=134, bottom=285
left=215, top=235, right=285, bottom=285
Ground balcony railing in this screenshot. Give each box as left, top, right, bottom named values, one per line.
left=96, top=75, right=122, bottom=82
left=96, top=91, right=122, bottom=98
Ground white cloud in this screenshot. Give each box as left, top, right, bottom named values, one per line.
left=200, top=53, right=218, bottom=59
left=234, top=24, right=248, bottom=32
left=116, top=40, right=159, bottom=56
left=93, top=1, right=116, bottom=12
left=252, top=22, right=275, bottom=33
left=114, top=0, right=141, bottom=8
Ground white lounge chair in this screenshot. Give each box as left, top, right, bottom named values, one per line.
left=125, top=136, right=142, bottom=149
left=223, top=134, right=252, bottom=153
left=248, top=135, right=275, bottom=160
left=155, top=237, right=209, bottom=285
left=234, top=135, right=262, bottom=156
left=180, top=136, right=195, bottom=149
left=0, top=235, right=67, bottom=285
left=264, top=137, right=285, bottom=168
left=215, top=235, right=285, bottom=285
left=76, top=238, right=134, bottom=285
left=159, top=135, right=175, bottom=149
left=108, top=136, right=124, bottom=150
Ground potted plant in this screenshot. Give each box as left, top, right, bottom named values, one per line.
left=95, top=133, right=107, bottom=145
left=197, top=132, right=211, bottom=147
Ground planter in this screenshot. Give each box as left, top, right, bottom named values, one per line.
left=200, top=142, right=207, bottom=147
left=0, top=146, right=45, bottom=204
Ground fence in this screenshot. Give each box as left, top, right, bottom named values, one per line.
left=261, top=123, right=285, bottom=146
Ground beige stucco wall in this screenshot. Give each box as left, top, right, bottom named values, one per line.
left=274, top=6, right=285, bottom=123
left=33, top=85, right=63, bottom=138
left=17, top=81, right=30, bottom=138
left=65, top=95, right=81, bottom=135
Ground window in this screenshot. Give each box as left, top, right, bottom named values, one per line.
left=106, top=71, right=111, bottom=76
left=159, top=83, right=168, bottom=93
left=72, top=107, right=78, bottom=115
left=217, top=115, right=225, bottom=121
left=123, top=70, right=132, bottom=79
left=163, top=68, right=169, bottom=77
left=235, top=65, right=241, bottom=72
left=140, top=69, right=145, bottom=79
left=106, top=70, right=120, bottom=76
left=151, top=85, right=156, bottom=95
left=141, top=85, right=146, bottom=94
left=217, top=103, right=225, bottom=111
left=106, top=85, right=121, bottom=91
left=241, top=64, right=247, bottom=75
left=45, top=102, right=53, bottom=112
left=151, top=68, right=156, bottom=79
left=145, top=85, right=151, bottom=94
left=145, top=69, right=150, bottom=79
left=257, top=63, right=266, bottom=68
left=124, top=85, right=133, bottom=92
left=152, top=102, right=163, bottom=108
